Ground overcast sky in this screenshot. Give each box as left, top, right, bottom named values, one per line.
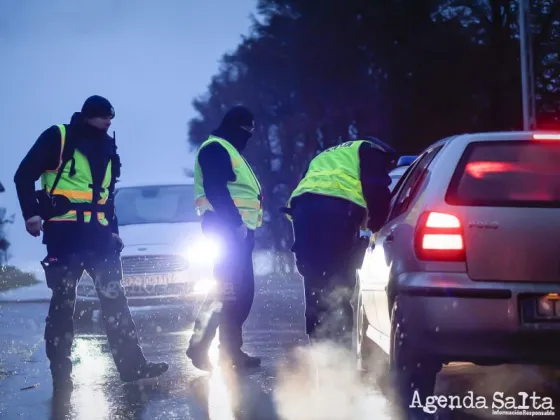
left=0, top=0, right=255, bottom=266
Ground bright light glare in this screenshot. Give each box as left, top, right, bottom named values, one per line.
left=184, top=237, right=221, bottom=265
left=72, top=339, right=110, bottom=419
left=422, top=234, right=463, bottom=250
left=194, top=278, right=217, bottom=294
left=359, top=247, right=391, bottom=286
left=426, top=212, right=461, bottom=228
left=533, top=133, right=560, bottom=140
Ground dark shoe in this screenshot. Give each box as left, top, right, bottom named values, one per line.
left=186, top=346, right=213, bottom=372
left=220, top=349, right=261, bottom=369
left=120, top=361, right=169, bottom=382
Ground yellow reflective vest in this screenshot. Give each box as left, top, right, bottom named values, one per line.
left=194, top=136, right=263, bottom=230
left=287, top=140, right=368, bottom=210
left=40, top=124, right=112, bottom=225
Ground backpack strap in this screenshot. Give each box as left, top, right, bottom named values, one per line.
left=109, top=131, right=121, bottom=186
left=105, top=132, right=120, bottom=222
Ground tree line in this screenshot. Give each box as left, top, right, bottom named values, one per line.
left=186, top=0, right=559, bottom=254
left=0, top=181, right=12, bottom=265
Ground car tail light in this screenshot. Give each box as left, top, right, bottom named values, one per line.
left=415, top=211, right=465, bottom=261
left=533, top=133, right=560, bottom=141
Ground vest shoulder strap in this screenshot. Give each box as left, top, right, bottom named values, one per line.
left=48, top=124, right=76, bottom=196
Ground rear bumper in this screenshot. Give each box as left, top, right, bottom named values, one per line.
left=396, top=272, right=560, bottom=365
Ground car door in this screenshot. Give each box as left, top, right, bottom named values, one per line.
left=373, top=145, right=445, bottom=339
left=358, top=227, right=381, bottom=332
left=358, top=162, right=418, bottom=335
left=358, top=159, right=420, bottom=348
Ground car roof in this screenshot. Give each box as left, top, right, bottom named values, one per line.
left=115, top=178, right=194, bottom=189
left=434, top=131, right=560, bottom=148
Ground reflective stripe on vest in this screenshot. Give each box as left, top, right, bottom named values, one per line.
left=194, top=136, right=263, bottom=230
left=40, top=124, right=112, bottom=225
left=287, top=140, right=369, bottom=211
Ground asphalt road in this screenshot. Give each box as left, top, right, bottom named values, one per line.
left=1, top=275, right=560, bottom=420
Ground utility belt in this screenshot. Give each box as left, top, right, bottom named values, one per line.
left=35, top=190, right=114, bottom=224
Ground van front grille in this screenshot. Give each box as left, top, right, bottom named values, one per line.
left=121, top=255, right=187, bottom=275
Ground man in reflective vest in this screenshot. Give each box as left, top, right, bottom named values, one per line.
left=14, top=96, right=168, bottom=399
left=283, top=138, right=395, bottom=348
left=186, top=105, right=263, bottom=371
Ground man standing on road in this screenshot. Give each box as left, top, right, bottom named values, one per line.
left=186, top=105, right=263, bottom=371
left=282, top=138, right=395, bottom=348
left=13, top=95, right=168, bottom=398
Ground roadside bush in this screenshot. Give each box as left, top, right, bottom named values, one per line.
left=0, top=265, right=39, bottom=292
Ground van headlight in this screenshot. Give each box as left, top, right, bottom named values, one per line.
left=193, top=278, right=217, bottom=294
left=183, top=237, right=221, bottom=265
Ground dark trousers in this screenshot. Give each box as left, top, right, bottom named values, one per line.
left=189, top=229, right=255, bottom=354
left=290, top=194, right=364, bottom=347
left=42, top=251, right=146, bottom=380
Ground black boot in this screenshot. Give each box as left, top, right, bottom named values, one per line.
left=120, top=361, right=169, bottom=382
left=220, top=348, right=261, bottom=370
left=186, top=344, right=213, bottom=372
left=186, top=317, right=216, bottom=372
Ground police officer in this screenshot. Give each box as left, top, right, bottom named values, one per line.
left=186, top=105, right=263, bottom=371
left=283, top=138, right=395, bottom=347
left=14, top=96, right=168, bottom=397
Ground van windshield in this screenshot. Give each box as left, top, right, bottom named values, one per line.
left=115, top=184, right=198, bottom=225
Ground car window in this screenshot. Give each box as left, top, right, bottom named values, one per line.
left=390, top=164, right=416, bottom=200
left=389, top=175, right=401, bottom=191
left=388, top=145, right=443, bottom=221
left=446, top=140, right=560, bottom=207
left=389, top=167, right=409, bottom=191
left=115, top=185, right=197, bottom=226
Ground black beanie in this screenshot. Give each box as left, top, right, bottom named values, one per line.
left=81, top=95, right=115, bottom=118
left=220, top=105, right=253, bottom=129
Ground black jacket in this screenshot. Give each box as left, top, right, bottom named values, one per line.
left=357, top=142, right=392, bottom=232
left=292, top=141, right=392, bottom=232
left=14, top=112, right=121, bottom=252
left=197, top=127, right=254, bottom=229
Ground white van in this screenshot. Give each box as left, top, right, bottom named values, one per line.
left=75, top=178, right=219, bottom=322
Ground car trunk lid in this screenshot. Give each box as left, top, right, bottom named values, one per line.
left=446, top=137, right=560, bottom=282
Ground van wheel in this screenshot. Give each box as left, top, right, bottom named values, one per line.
left=389, top=296, right=441, bottom=417
left=355, top=292, right=390, bottom=389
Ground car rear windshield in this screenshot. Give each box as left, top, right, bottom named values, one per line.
left=446, top=140, right=560, bottom=207
left=115, top=185, right=197, bottom=225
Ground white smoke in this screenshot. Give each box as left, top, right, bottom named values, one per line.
left=273, top=341, right=394, bottom=420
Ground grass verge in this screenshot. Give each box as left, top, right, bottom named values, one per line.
left=0, top=265, right=40, bottom=292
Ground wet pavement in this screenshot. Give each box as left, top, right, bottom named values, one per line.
left=1, top=275, right=560, bottom=419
